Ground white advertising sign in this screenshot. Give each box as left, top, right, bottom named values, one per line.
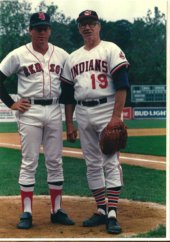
left=0, top=94, right=18, bottom=122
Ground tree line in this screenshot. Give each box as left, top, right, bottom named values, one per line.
left=0, top=1, right=166, bottom=106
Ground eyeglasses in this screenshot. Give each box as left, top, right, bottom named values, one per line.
left=78, top=21, right=99, bottom=28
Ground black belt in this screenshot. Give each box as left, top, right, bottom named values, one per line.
left=77, top=98, right=107, bottom=107
left=28, top=99, right=58, bottom=106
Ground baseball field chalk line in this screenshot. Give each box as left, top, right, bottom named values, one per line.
left=63, top=150, right=166, bottom=164
left=120, top=156, right=165, bottom=164
left=0, top=142, right=166, bottom=165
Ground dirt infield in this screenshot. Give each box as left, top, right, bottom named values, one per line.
left=0, top=196, right=166, bottom=239
left=0, top=129, right=166, bottom=238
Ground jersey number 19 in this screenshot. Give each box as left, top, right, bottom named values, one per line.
left=91, top=74, right=108, bottom=89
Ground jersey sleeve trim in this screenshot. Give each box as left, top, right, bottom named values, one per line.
left=60, top=75, right=74, bottom=85
left=110, top=61, right=129, bottom=75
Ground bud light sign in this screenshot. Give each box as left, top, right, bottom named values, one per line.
left=133, top=107, right=166, bottom=119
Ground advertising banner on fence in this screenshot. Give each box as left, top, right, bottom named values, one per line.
left=0, top=95, right=18, bottom=122
left=133, top=107, right=166, bottom=119
left=123, top=107, right=133, bottom=120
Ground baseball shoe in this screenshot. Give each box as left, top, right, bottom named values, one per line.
left=82, top=213, right=107, bottom=227
left=17, top=212, right=32, bottom=229
left=106, top=217, right=122, bottom=234
left=51, top=209, right=75, bottom=225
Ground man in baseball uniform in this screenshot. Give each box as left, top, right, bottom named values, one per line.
left=60, top=10, right=130, bottom=234
left=0, top=12, right=74, bottom=229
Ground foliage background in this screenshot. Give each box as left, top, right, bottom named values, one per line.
left=0, top=0, right=166, bottom=107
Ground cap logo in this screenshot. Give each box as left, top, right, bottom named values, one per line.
left=84, top=10, right=92, bottom=16
left=38, top=12, right=46, bottom=20
left=119, top=51, right=125, bottom=59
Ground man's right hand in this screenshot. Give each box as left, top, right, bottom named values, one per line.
left=10, top=99, right=31, bottom=113
left=66, top=124, right=77, bottom=143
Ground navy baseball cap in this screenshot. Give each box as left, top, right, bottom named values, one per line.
left=77, top=10, right=99, bottom=23
left=29, top=12, right=51, bottom=28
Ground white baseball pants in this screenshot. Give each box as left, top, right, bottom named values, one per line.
left=75, top=98, right=123, bottom=190
left=16, top=104, right=63, bottom=185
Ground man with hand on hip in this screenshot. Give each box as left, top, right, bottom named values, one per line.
left=0, top=12, right=74, bottom=229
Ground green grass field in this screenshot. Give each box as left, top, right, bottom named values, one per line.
left=63, top=135, right=166, bottom=156
left=0, top=148, right=166, bottom=203
left=0, top=119, right=166, bottom=238
left=124, top=119, right=166, bottom=128
left=132, top=225, right=166, bottom=238
left=0, top=119, right=166, bottom=133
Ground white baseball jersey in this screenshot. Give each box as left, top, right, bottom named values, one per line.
left=62, top=40, right=129, bottom=101
left=62, top=40, right=129, bottom=190
left=0, top=42, right=68, bottom=98
left=0, top=43, right=68, bottom=185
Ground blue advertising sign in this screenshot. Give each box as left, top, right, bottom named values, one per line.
left=133, top=107, right=166, bottom=119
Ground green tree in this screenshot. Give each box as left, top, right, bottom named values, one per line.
left=100, top=19, right=132, bottom=51
left=0, top=0, right=31, bottom=58
left=129, top=7, right=166, bottom=86
left=0, top=0, right=32, bottom=93
left=68, top=19, right=83, bottom=51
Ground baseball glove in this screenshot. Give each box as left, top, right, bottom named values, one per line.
left=99, top=121, right=127, bottom=155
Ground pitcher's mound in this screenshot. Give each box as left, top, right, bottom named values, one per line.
left=0, top=196, right=166, bottom=238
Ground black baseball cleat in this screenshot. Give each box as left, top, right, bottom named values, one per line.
left=106, top=217, right=122, bottom=234
left=51, top=209, right=75, bottom=225
left=17, top=212, right=32, bottom=229
left=83, top=213, right=107, bottom=227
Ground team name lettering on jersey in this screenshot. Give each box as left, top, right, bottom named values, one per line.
left=71, top=59, right=108, bottom=79
left=49, top=64, right=62, bottom=74
left=23, top=63, right=62, bottom=77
